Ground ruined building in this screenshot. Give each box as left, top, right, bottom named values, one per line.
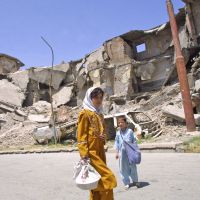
left=0, top=0, right=200, bottom=146
left=1, top=0, right=200, bottom=110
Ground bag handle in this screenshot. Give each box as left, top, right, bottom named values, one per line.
left=120, top=130, right=137, bottom=152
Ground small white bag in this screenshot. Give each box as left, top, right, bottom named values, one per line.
left=73, top=159, right=101, bottom=190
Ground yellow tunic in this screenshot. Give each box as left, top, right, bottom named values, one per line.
left=77, top=109, right=117, bottom=199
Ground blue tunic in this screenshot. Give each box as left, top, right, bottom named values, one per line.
left=115, top=128, right=138, bottom=185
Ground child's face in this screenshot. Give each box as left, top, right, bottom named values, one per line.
left=118, top=119, right=127, bottom=129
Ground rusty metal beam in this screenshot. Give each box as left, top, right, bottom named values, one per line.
left=166, top=0, right=196, bottom=132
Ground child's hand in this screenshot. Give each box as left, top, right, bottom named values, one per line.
left=115, top=153, right=119, bottom=160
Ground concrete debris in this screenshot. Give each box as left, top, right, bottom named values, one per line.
left=191, top=93, right=200, bottom=113
left=0, top=79, right=25, bottom=107
left=104, top=37, right=133, bottom=65
left=32, top=126, right=61, bottom=144
left=55, top=105, right=79, bottom=124
left=0, top=103, right=15, bottom=113
left=27, top=101, right=51, bottom=123
left=104, top=111, right=161, bottom=139
left=0, top=114, right=6, bottom=129
left=1, top=0, right=200, bottom=148
left=162, top=105, right=186, bottom=123
left=162, top=105, right=200, bottom=125
left=15, top=109, right=27, bottom=117
left=52, top=86, right=73, bottom=107
left=0, top=54, right=24, bottom=75
left=195, top=79, right=200, bottom=92
left=28, top=114, right=51, bottom=123
left=0, top=122, right=36, bottom=147
left=30, top=101, right=51, bottom=114
left=8, top=70, right=29, bottom=91
left=10, top=113, right=25, bottom=122
left=28, top=67, right=66, bottom=90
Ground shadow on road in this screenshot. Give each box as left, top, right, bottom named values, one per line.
left=129, top=181, right=150, bottom=189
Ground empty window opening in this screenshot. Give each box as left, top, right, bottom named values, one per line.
left=136, top=43, right=146, bottom=53
left=39, top=83, right=49, bottom=89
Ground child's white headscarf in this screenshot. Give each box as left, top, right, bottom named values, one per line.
left=83, top=87, right=103, bottom=114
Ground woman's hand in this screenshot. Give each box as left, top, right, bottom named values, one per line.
left=81, top=157, right=89, bottom=165
left=99, top=133, right=106, bottom=141
left=115, top=153, right=119, bottom=160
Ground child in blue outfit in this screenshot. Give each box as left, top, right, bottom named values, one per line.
left=115, top=116, right=140, bottom=190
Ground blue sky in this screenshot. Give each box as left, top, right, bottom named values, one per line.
left=0, top=0, right=185, bottom=68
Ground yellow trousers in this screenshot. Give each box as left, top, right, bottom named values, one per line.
left=90, top=190, right=114, bottom=200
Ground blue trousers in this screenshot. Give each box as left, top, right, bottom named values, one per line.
left=119, top=149, right=138, bottom=185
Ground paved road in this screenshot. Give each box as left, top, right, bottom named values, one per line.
left=0, top=153, right=200, bottom=200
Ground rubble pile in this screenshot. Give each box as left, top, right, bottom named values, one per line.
left=0, top=0, right=200, bottom=148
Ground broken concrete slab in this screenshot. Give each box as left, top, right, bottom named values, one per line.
left=55, top=106, right=71, bottom=123
left=0, top=79, right=25, bottom=107
left=28, top=114, right=51, bottom=123
left=191, top=93, right=200, bottom=113
left=84, top=46, right=107, bottom=72
left=194, top=79, right=200, bottom=92
left=104, top=37, right=133, bottom=64
left=135, top=61, right=156, bottom=80
left=162, top=105, right=200, bottom=125
left=162, top=105, right=186, bottom=123
left=0, top=114, right=6, bottom=127
left=8, top=70, right=29, bottom=91
left=52, top=86, right=73, bottom=107
left=10, top=113, right=25, bottom=122
left=134, top=56, right=175, bottom=92
left=0, top=104, right=15, bottom=113
left=15, top=109, right=27, bottom=117
left=27, top=101, right=52, bottom=123
left=53, top=63, right=75, bottom=85
left=113, top=64, right=134, bottom=98
left=53, top=63, right=71, bottom=73
left=32, top=126, right=62, bottom=144
left=0, top=54, right=24, bottom=75
left=28, top=67, right=66, bottom=90
left=32, top=126, right=54, bottom=144
left=89, top=69, right=101, bottom=87
left=29, top=101, right=51, bottom=114
left=100, top=68, right=114, bottom=99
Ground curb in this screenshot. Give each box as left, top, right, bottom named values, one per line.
left=0, top=142, right=184, bottom=155
left=108, top=142, right=184, bottom=153
left=0, top=148, right=78, bottom=155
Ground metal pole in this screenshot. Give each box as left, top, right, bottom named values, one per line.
left=166, top=0, right=196, bottom=132
left=41, top=36, right=57, bottom=144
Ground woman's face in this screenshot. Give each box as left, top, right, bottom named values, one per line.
left=91, top=94, right=103, bottom=108
left=118, top=118, right=127, bottom=129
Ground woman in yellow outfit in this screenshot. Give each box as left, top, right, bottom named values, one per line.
left=77, top=87, right=117, bottom=200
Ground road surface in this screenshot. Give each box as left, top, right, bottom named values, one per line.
left=0, top=153, right=200, bottom=200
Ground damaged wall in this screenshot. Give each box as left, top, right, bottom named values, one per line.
left=104, top=37, right=133, bottom=64
left=184, top=0, right=200, bottom=44
left=1, top=1, right=200, bottom=111
left=0, top=54, right=24, bottom=75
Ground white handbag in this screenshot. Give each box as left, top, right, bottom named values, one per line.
left=73, top=159, right=101, bottom=190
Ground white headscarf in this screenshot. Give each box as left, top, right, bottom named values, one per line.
left=83, top=87, right=103, bottom=114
